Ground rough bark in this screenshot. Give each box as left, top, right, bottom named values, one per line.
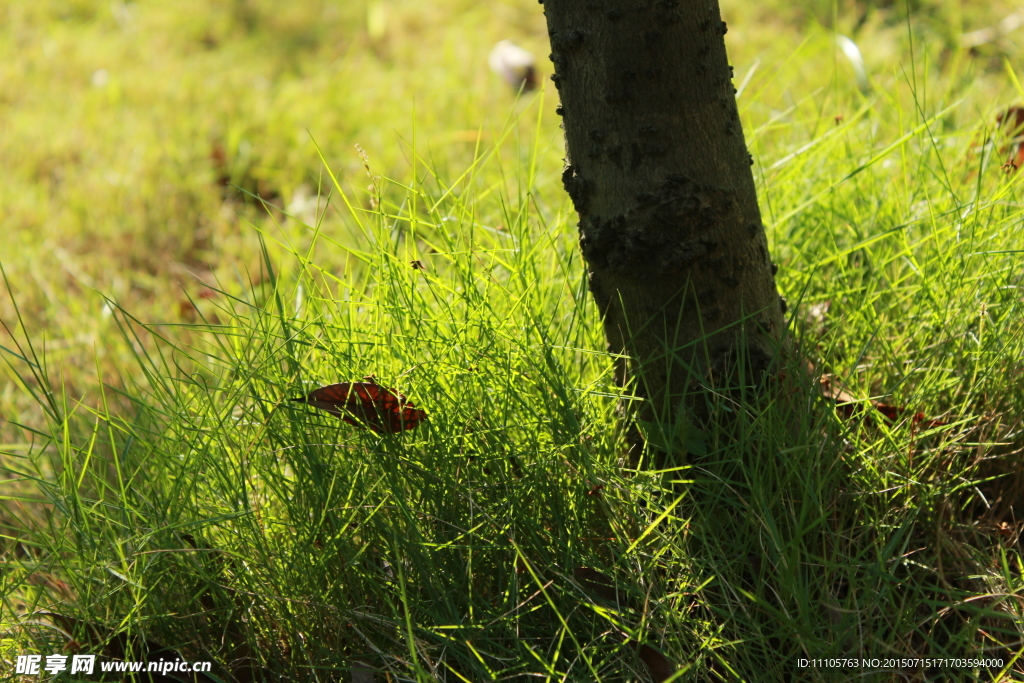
left=542, top=0, right=786, bottom=448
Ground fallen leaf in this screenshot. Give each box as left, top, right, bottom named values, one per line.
left=179, top=300, right=197, bottom=320
left=820, top=375, right=948, bottom=429
left=572, top=566, right=620, bottom=603
left=210, top=142, right=230, bottom=188
left=292, top=379, right=427, bottom=433
left=488, top=40, right=537, bottom=92
left=617, top=633, right=676, bottom=683
left=637, top=643, right=676, bottom=682
left=997, top=106, right=1024, bottom=173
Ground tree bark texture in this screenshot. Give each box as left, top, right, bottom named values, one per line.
left=542, top=0, right=786, bottom=434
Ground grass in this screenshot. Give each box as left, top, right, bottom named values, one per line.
left=3, top=0, right=1024, bottom=681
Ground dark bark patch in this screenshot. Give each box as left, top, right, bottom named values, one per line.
left=629, top=142, right=643, bottom=171
left=654, top=0, right=681, bottom=23
left=550, top=30, right=584, bottom=52
left=579, top=175, right=735, bottom=276
left=605, top=88, right=628, bottom=104
left=578, top=214, right=620, bottom=269
left=643, top=30, right=663, bottom=47
left=644, top=142, right=668, bottom=158
left=562, top=165, right=592, bottom=213
left=608, top=144, right=623, bottom=168
left=586, top=271, right=613, bottom=317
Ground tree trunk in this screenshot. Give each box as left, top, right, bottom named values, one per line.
left=542, top=0, right=786, bottom=455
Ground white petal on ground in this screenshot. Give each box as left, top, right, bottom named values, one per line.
left=836, top=34, right=871, bottom=94
left=488, top=40, right=537, bottom=92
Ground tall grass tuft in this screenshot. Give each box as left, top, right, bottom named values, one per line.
left=3, top=4, right=1024, bottom=681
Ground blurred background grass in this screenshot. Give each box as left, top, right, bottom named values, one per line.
left=3, top=0, right=1024, bottom=679
left=2, top=0, right=1022, bottom=437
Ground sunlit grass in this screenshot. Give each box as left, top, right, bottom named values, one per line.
left=3, top=0, right=1024, bottom=681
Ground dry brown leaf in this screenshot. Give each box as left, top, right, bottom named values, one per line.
left=997, top=106, right=1024, bottom=173
left=572, top=566, right=621, bottom=603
